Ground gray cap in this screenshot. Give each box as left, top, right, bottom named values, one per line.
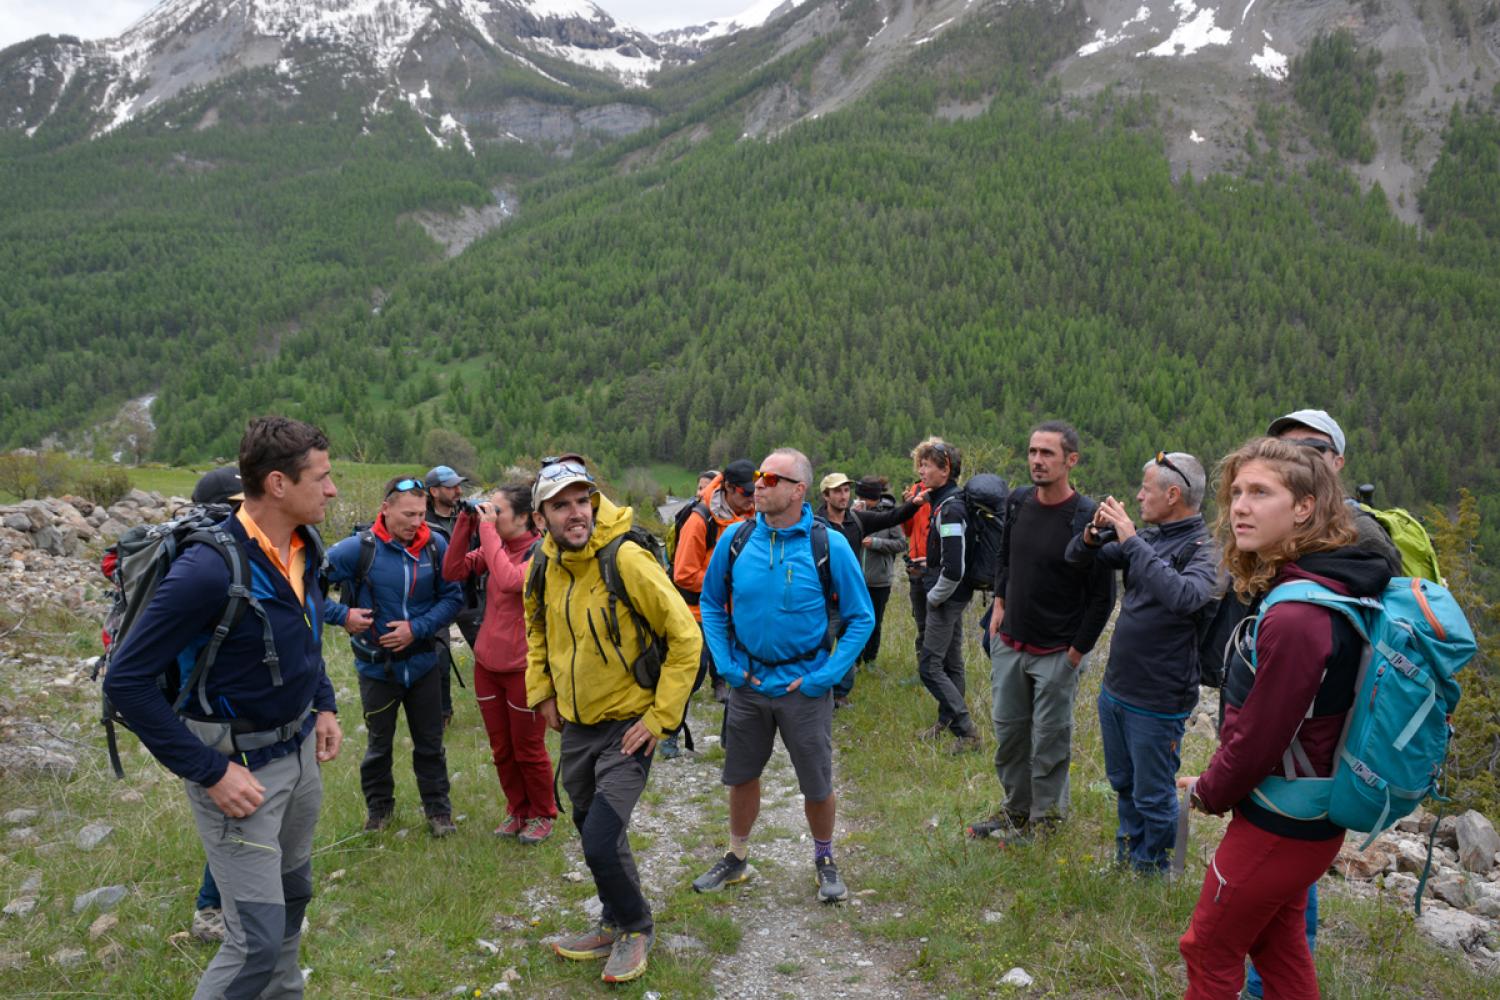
left=1267, top=409, right=1346, bottom=456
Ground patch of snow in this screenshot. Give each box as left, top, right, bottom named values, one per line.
left=1189, top=129, right=1205, bottom=143
left=913, top=16, right=956, bottom=45
left=520, top=0, right=609, bottom=20
left=439, top=112, right=474, bottom=154
left=419, top=79, right=432, bottom=99
left=521, top=37, right=659, bottom=86
left=1251, top=45, right=1288, bottom=80
left=1077, top=4, right=1150, bottom=57
left=659, top=0, right=808, bottom=43
left=250, top=0, right=433, bottom=76
left=1142, top=0, right=1232, bottom=58
left=455, top=0, right=500, bottom=47
left=1240, top=0, right=1258, bottom=23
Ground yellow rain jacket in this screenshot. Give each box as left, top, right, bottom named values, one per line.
left=525, top=494, right=701, bottom=738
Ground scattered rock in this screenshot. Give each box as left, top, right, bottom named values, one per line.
left=0, top=743, right=78, bottom=780
left=1000, top=966, right=1035, bottom=987
left=1418, top=906, right=1493, bottom=953
left=2, top=808, right=39, bottom=825
left=6, top=827, right=39, bottom=846
left=48, top=946, right=87, bottom=968
left=3, top=897, right=37, bottom=917
left=88, top=912, right=119, bottom=939
left=983, top=909, right=1006, bottom=924
left=561, top=870, right=584, bottom=883
left=1333, top=836, right=1397, bottom=880
left=76, top=822, right=113, bottom=850
left=581, top=896, right=603, bottom=920
left=1455, top=811, right=1500, bottom=874
left=476, top=938, right=500, bottom=955
left=0, top=950, right=26, bottom=971
left=96, top=940, right=127, bottom=968
left=73, top=885, right=127, bottom=914
left=1430, top=877, right=1474, bottom=909
left=113, top=789, right=144, bottom=804
left=660, top=933, right=705, bottom=953
left=1395, top=839, right=1433, bottom=875
left=1435, top=816, right=1461, bottom=850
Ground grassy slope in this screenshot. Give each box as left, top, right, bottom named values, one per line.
left=0, top=465, right=1489, bottom=995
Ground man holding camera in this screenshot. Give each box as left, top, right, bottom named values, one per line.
left=324, top=477, right=463, bottom=836
left=1064, top=451, right=1219, bottom=873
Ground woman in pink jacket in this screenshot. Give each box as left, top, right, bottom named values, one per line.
left=444, top=483, right=557, bottom=844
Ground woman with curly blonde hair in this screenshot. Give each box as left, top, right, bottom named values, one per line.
left=1177, top=437, right=1392, bottom=999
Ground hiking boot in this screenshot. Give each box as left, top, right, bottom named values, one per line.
left=190, top=906, right=226, bottom=943
left=691, top=851, right=749, bottom=893
left=713, top=679, right=730, bottom=704
left=494, top=814, right=524, bottom=838
left=427, top=813, right=457, bottom=838
left=949, top=731, right=983, bottom=754
left=364, top=812, right=392, bottom=832
left=553, top=923, right=617, bottom=961
left=658, top=733, right=681, bottom=759
left=833, top=695, right=851, bottom=710
left=518, top=816, right=554, bottom=845
left=965, top=813, right=1028, bottom=840
left=917, top=721, right=948, bottom=741
left=601, top=930, right=653, bottom=983
left=815, top=856, right=849, bottom=903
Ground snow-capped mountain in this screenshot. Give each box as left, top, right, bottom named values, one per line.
left=0, top=0, right=672, bottom=140
left=654, top=0, right=809, bottom=46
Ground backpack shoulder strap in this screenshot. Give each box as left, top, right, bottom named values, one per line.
left=180, top=527, right=281, bottom=717
left=809, top=520, right=843, bottom=648
left=353, top=531, right=376, bottom=599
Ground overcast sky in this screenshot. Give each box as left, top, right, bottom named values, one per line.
left=0, top=1, right=740, bottom=51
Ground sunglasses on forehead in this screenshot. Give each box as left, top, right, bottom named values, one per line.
left=385, top=477, right=426, bottom=498
left=537, top=461, right=593, bottom=484
left=1153, top=451, right=1190, bottom=489
left=1287, top=437, right=1337, bottom=455
left=754, top=470, right=801, bottom=488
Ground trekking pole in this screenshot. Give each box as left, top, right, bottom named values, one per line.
left=1172, top=781, right=1192, bottom=880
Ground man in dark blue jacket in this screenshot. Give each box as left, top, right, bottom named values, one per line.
left=104, top=416, right=343, bottom=1000
left=1065, top=450, right=1220, bottom=872
left=324, top=477, right=463, bottom=836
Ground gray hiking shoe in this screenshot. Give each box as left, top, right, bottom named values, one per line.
left=601, top=930, right=653, bottom=983
left=553, top=922, right=617, bottom=961
left=658, top=733, right=681, bottom=759
left=427, top=813, right=457, bottom=838
left=692, top=851, right=749, bottom=893
left=815, top=856, right=848, bottom=903
left=190, top=906, right=226, bottom=943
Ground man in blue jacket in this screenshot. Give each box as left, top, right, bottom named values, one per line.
left=691, top=447, right=874, bottom=903
left=1065, top=450, right=1220, bottom=873
left=104, top=416, right=343, bottom=1000
left=324, top=477, right=464, bottom=836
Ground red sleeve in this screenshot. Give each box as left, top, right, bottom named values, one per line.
left=480, top=523, right=527, bottom=594
left=441, top=510, right=485, bottom=582
left=1194, top=602, right=1334, bottom=814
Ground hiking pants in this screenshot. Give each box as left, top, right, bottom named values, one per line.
left=358, top=666, right=451, bottom=818
left=855, top=585, right=891, bottom=667
left=908, top=575, right=928, bottom=658
left=1179, top=815, right=1341, bottom=1000
left=186, top=735, right=321, bottom=1000
left=990, top=644, right=1083, bottom=821
left=473, top=667, right=556, bottom=821
left=560, top=718, right=655, bottom=934
left=1097, top=690, right=1185, bottom=872
left=1246, top=884, right=1319, bottom=998
left=918, top=594, right=974, bottom=736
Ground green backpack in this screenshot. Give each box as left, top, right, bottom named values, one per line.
left=1353, top=493, right=1443, bottom=584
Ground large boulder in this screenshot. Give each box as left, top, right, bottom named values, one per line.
left=1455, top=811, right=1500, bottom=874
left=1417, top=905, right=1493, bottom=953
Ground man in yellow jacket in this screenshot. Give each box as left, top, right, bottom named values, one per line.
left=524, top=456, right=701, bottom=984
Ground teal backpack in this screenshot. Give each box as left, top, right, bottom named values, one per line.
left=1248, top=577, right=1476, bottom=854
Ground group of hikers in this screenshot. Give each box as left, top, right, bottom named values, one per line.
left=96, top=403, right=1466, bottom=998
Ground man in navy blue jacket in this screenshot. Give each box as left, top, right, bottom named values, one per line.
left=1065, top=450, right=1220, bottom=872
left=324, top=477, right=463, bottom=836
left=104, top=416, right=343, bottom=1000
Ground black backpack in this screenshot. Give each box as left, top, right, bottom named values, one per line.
left=951, top=473, right=1009, bottom=592
left=721, top=518, right=844, bottom=666
left=94, top=506, right=313, bottom=778
left=665, top=500, right=720, bottom=600
left=524, top=526, right=680, bottom=693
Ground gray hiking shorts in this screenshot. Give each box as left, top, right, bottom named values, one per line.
left=721, top=685, right=834, bottom=802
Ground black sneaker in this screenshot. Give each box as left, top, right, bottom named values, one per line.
left=691, top=852, right=749, bottom=893
left=965, top=813, right=1027, bottom=840
left=815, top=856, right=848, bottom=903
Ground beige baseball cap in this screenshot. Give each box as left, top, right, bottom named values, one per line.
left=820, top=472, right=851, bottom=493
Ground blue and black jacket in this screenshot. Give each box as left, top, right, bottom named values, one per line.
left=322, top=518, right=463, bottom=686
left=103, top=515, right=336, bottom=786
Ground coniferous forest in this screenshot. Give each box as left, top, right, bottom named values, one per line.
left=2, top=6, right=1500, bottom=544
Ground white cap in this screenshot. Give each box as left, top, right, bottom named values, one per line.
left=1267, top=409, right=1346, bottom=456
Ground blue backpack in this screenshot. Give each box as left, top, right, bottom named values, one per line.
left=1248, top=577, right=1476, bottom=851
